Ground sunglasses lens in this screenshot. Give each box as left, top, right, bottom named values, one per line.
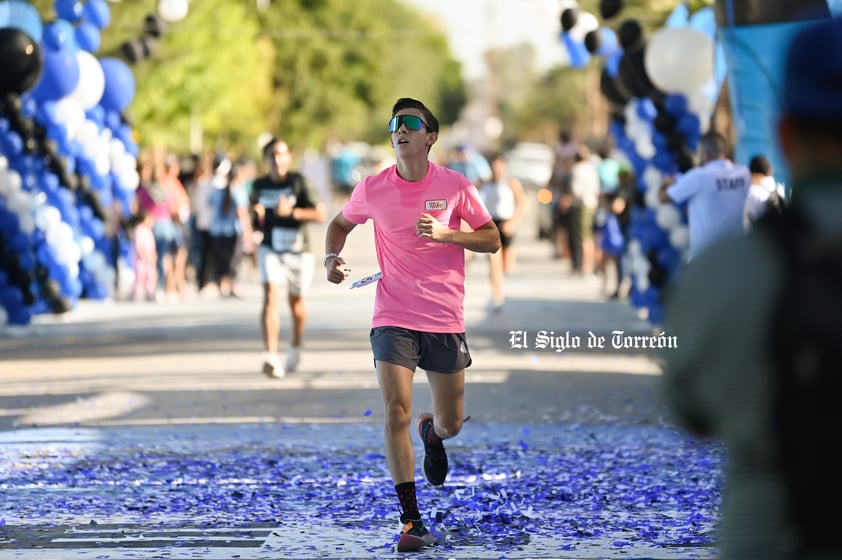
left=389, top=115, right=424, bottom=132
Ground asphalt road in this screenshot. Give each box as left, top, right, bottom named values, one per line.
left=0, top=214, right=722, bottom=559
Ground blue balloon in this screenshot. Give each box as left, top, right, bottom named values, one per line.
left=1, top=129, right=24, bottom=157
left=561, top=32, right=590, bottom=69
left=665, top=3, right=690, bottom=28
left=82, top=0, right=110, bottom=29
left=664, top=93, right=689, bottom=117
left=597, top=27, right=619, bottom=57
left=28, top=44, right=80, bottom=102
left=54, top=0, right=83, bottom=22
left=690, top=7, right=716, bottom=39
left=677, top=113, right=701, bottom=137
left=8, top=306, right=31, bottom=326
left=636, top=98, right=657, bottom=121
left=99, top=57, right=136, bottom=113
left=74, top=21, right=101, bottom=52
left=605, top=49, right=622, bottom=77
left=42, top=19, right=78, bottom=52
left=0, top=286, right=24, bottom=310
left=0, top=0, right=44, bottom=43
left=7, top=232, right=31, bottom=253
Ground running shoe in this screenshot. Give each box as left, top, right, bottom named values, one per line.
left=261, top=353, right=284, bottom=379
left=417, top=414, right=448, bottom=486
left=285, top=346, right=301, bottom=373
left=396, top=515, right=434, bottom=552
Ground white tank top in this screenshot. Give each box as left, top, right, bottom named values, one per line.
left=480, top=179, right=515, bottom=220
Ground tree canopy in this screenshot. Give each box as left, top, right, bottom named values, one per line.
left=27, top=0, right=466, bottom=156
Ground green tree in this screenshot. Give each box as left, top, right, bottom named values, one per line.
left=257, top=0, right=466, bottom=149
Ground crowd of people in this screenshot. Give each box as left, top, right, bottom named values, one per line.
left=121, top=149, right=259, bottom=304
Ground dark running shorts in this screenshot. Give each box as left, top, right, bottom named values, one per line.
left=370, top=326, right=472, bottom=374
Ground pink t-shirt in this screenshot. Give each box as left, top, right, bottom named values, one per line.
left=343, top=162, right=493, bottom=333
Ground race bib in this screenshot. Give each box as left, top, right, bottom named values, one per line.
left=271, top=227, right=303, bottom=252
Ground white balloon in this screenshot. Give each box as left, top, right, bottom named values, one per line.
left=568, top=11, right=600, bottom=43
left=645, top=27, right=714, bottom=94
left=627, top=239, right=642, bottom=259
left=635, top=137, right=656, bottom=160
left=80, top=236, right=95, bottom=257
left=656, top=204, right=682, bottom=230
left=7, top=191, right=31, bottom=215
left=669, top=225, right=690, bottom=249
left=18, top=214, right=35, bottom=235
left=68, top=51, right=106, bottom=110
left=643, top=165, right=664, bottom=192
left=645, top=184, right=661, bottom=208
left=158, top=0, right=189, bottom=22
left=0, top=168, right=22, bottom=196
left=35, top=206, right=62, bottom=231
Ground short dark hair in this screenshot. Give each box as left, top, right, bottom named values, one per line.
left=698, top=131, right=729, bottom=159
left=749, top=154, right=772, bottom=175
left=261, top=137, right=286, bottom=159
left=391, top=98, right=439, bottom=133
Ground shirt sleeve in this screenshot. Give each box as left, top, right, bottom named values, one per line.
left=341, top=177, right=371, bottom=225
left=458, top=179, right=494, bottom=230
left=666, top=169, right=701, bottom=204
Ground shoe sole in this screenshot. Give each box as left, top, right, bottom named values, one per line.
left=417, top=414, right=447, bottom=486
left=396, top=532, right=434, bottom=552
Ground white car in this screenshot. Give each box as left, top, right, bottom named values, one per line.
left=504, top=142, right=555, bottom=190
left=505, top=142, right=556, bottom=239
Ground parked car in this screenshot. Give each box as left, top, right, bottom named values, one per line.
left=504, top=142, right=555, bottom=190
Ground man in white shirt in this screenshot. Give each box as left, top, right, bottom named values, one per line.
left=742, top=154, right=786, bottom=231
left=659, top=132, right=750, bottom=261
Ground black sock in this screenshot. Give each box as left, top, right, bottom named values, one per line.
left=395, top=481, right=420, bottom=520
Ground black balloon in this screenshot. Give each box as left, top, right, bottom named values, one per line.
left=584, top=29, right=602, bottom=54
left=140, top=36, right=157, bottom=58
left=618, top=46, right=657, bottom=98
left=666, top=131, right=686, bottom=151
left=600, top=0, right=625, bottom=20
left=0, top=28, right=43, bottom=95
left=144, top=13, right=167, bottom=38
left=121, top=39, right=144, bottom=64
left=600, top=67, right=632, bottom=106
left=617, top=19, right=644, bottom=50
left=654, top=112, right=677, bottom=133
left=560, top=7, right=579, bottom=32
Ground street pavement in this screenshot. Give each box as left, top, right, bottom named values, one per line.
left=0, top=209, right=722, bottom=560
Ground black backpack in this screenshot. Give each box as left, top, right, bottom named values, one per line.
left=759, top=205, right=842, bottom=553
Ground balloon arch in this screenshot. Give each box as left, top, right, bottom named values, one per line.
left=0, top=0, right=189, bottom=328
left=558, top=0, right=834, bottom=324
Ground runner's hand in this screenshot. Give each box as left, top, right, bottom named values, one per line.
left=326, top=256, right=351, bottom=284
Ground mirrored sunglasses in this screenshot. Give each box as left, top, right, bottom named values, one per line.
left=388, top=114, right=428, bottom=133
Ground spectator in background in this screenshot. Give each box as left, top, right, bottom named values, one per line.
left=209, top=158, right=255, bottom=298
left=129, top=208, right=157, bottom=302
left=445, top=144, right=491, bottom=187
left=479, top=152, right=526, bottom=310
left=742, top=154, right=787, bottom=231
left=134, top=156, right=178, bottom=301
left=187, top=151, right=223, bottom=296
left=659, top=131, right=750, bottom=262
left=160, top=154, right=191, bottom=299
left=568, top=145, right=602, bottom=276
